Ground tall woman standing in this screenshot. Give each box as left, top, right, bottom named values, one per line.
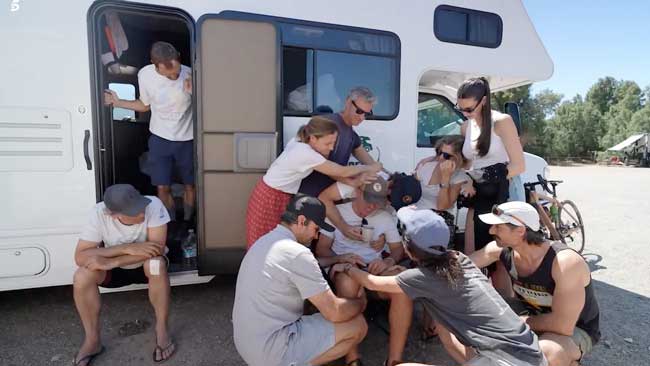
left=457, top=77, right=525, bottom=257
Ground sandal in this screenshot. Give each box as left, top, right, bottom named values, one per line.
left=152, top=340, right=176, bottom=363
left=72, top=346, right=104, bottom=366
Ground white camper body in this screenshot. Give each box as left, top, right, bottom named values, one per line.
left=0, top=0, right=553, bottom=291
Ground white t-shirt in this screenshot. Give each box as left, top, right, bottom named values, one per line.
left=416, top=161, right=469, bottom=210
left=79, top=196, right=171, bottom=269
left=262, top=138, right=327, bottom=194
left=138, top=64, right=193, bottom=141
left=321, top=202, right=401, bottom=263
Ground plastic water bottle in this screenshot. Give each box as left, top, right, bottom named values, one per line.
left=549, top=204, right=559, bottom=223
left=181, top=229, right=197, bottom=267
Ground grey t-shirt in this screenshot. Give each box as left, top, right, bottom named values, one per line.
left=396, top=252, right=544, bottom=365
left=233, top=225, right=330, bottom=366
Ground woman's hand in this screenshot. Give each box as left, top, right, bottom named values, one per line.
left=340, top=223, right=364, bottom=241
left=461, top=181, right=476, bottom=197
left=336, top=253, right=366, bottom=267
left=439, top=160, right=456, bottom=182
left=370, top=234, right=386, bottom=252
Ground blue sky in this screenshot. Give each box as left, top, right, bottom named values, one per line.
left=524, top=1, right=650, bottom=99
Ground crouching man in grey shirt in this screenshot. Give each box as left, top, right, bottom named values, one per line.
left=233, top=194, right=368, bottom=366
left=335, top=207, right=547, bottom=366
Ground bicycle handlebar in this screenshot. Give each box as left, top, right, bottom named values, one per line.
left=523, top=174, right=553, bottom=194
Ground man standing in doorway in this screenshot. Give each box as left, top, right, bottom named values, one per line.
left=105, top=41, right=194, bottom=222
left=299, top=86, right=379, bottom=197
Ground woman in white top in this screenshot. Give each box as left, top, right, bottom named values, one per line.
left=416, top=135, right=469, bottom=212
left=246, top=116, right=380, bottom=248
left=456, top=77, right=525, bottom=256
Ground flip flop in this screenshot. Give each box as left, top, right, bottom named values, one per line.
left=72, top=346, right=105, bottom=366
left=153, top=340, right=176, bottom=363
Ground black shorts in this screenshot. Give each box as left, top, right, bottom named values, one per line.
left=100, top=266, right=148, bottom=288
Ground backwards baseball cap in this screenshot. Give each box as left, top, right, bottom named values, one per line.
left=285, top=194, right=335, bottom=232
left=389, top=173, right=422, bottom=211
left=104, top=184, right=151, bottom=216
left=362, top=176, right=389, bottom=205
left=397, top=207, right=450, bottom=255
left=478, top=201, right=540, bottom=231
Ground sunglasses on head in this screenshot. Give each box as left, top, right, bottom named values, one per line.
left=436, top=149, right=453, bottom=160
left=351, top=100, right=373, bottom=117
left=491, top=204, right=529, bottom=229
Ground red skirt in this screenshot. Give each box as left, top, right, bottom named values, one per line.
left=246, top=179, right=292, bottom=249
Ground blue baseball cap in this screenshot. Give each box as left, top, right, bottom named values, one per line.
left=397, top=207, right=450, bottom=255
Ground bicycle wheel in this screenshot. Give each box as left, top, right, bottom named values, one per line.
left=557, top=200, right=585, bottom=254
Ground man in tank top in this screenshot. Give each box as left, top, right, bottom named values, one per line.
left=469, top=201, right=600, bottom=366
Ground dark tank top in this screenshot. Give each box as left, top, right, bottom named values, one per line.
left=499, top=242, right=601, bottom=343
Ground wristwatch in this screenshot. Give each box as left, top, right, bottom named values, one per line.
left=439, top=182, right=450, bottom=189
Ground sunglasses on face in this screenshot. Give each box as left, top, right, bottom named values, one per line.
left=436, top=149, right=454, bottom=160
left=454, top=98, right=482, bottom=114
left=351, top=100, right=373, bottom=117
left=491, top=204, right=529, bottom=229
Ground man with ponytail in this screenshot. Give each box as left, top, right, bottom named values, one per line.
left=333, top=207, right=546, bottom=366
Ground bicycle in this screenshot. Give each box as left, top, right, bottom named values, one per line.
left=523, top=174, right=585, bottom=254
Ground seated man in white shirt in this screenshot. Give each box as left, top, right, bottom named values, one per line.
left=72, top=184, right=174, bottom=366
left=315, top=178, right=412, bottom=366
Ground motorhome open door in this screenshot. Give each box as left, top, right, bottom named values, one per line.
left=195, top=17, right=281, bottom=275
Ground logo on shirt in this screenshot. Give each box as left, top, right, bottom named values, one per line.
left=350, top=136, right=381, bottom=165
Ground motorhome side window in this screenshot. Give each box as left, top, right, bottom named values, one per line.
left=108, top=83, right=136, bottom=121
left=281, top=23, right=399, bottom=119
left=434, top=5, right=503, bottom=48
left=417, top=93, right=464, bottom=147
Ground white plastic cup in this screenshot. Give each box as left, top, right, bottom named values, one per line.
left=361, top=226, right=375, bottom=243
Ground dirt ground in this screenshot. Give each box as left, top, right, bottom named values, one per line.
left=1, top=165, right=649, bottom=366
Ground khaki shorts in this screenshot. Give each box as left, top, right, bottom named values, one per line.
left=571, top=326, right=593, bottom=360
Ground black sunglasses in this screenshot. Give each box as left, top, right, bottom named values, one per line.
left=361, top=217, right=368, bottom=226
left=491, top=204, right=528, bottom=228
left=436, top=149, right=453, bottom=160
left=351, top=100, right=373, bottom=117
left=454, top=98, right=483, bottom=114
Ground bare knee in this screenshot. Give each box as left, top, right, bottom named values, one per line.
left=157, top=185, right=171, bottom=195
left=144, top=256, right=168, bottom=279
left=73, top=267, right=103, bottom=288
left=539, top=333, right=580, bottom=366
left=334, top=273, right=360, bottom=298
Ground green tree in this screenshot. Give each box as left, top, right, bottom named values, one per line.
left=600, top=81, right=644, bottom=148
left=628, top=104, right=650, bottom=134
left=586, top=76, right=619, bottom=115
left=549, top=96, right=603, bottom=157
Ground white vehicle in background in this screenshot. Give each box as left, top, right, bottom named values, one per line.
left=0, top=0, right=552, bottom=292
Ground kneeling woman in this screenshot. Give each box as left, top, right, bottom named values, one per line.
left=334, top=207, right=546, bottom=366
left=246, top=116, right=380, bottom=248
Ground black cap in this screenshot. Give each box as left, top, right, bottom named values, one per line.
left=104, top=184, right=151, bottom=216
left=285, top=194, right=335, bottom=232
left=389, top=173, right=422, bottom=210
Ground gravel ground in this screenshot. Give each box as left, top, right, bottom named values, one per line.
left=1, top=165, right=649, bottom=366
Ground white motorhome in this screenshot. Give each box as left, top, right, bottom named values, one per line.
left=0, top=0, right=553, bottom=291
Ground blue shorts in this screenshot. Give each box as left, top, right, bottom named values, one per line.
left=147, top=134, right=194, bottom=186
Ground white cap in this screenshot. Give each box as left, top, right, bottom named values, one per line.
left=478, top=201, right=540, bottom=231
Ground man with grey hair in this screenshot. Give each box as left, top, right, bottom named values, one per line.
left=299, top=86, right=380, bottom=197
left=105, top=41, right=195, bottom=222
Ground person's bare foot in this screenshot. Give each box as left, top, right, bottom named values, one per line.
left=74, top=340, right=103, bottom=366
left=153, top=330, right=176, bottom=362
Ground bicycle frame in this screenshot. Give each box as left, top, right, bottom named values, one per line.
left=527, top=190, right=562, bottom=241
